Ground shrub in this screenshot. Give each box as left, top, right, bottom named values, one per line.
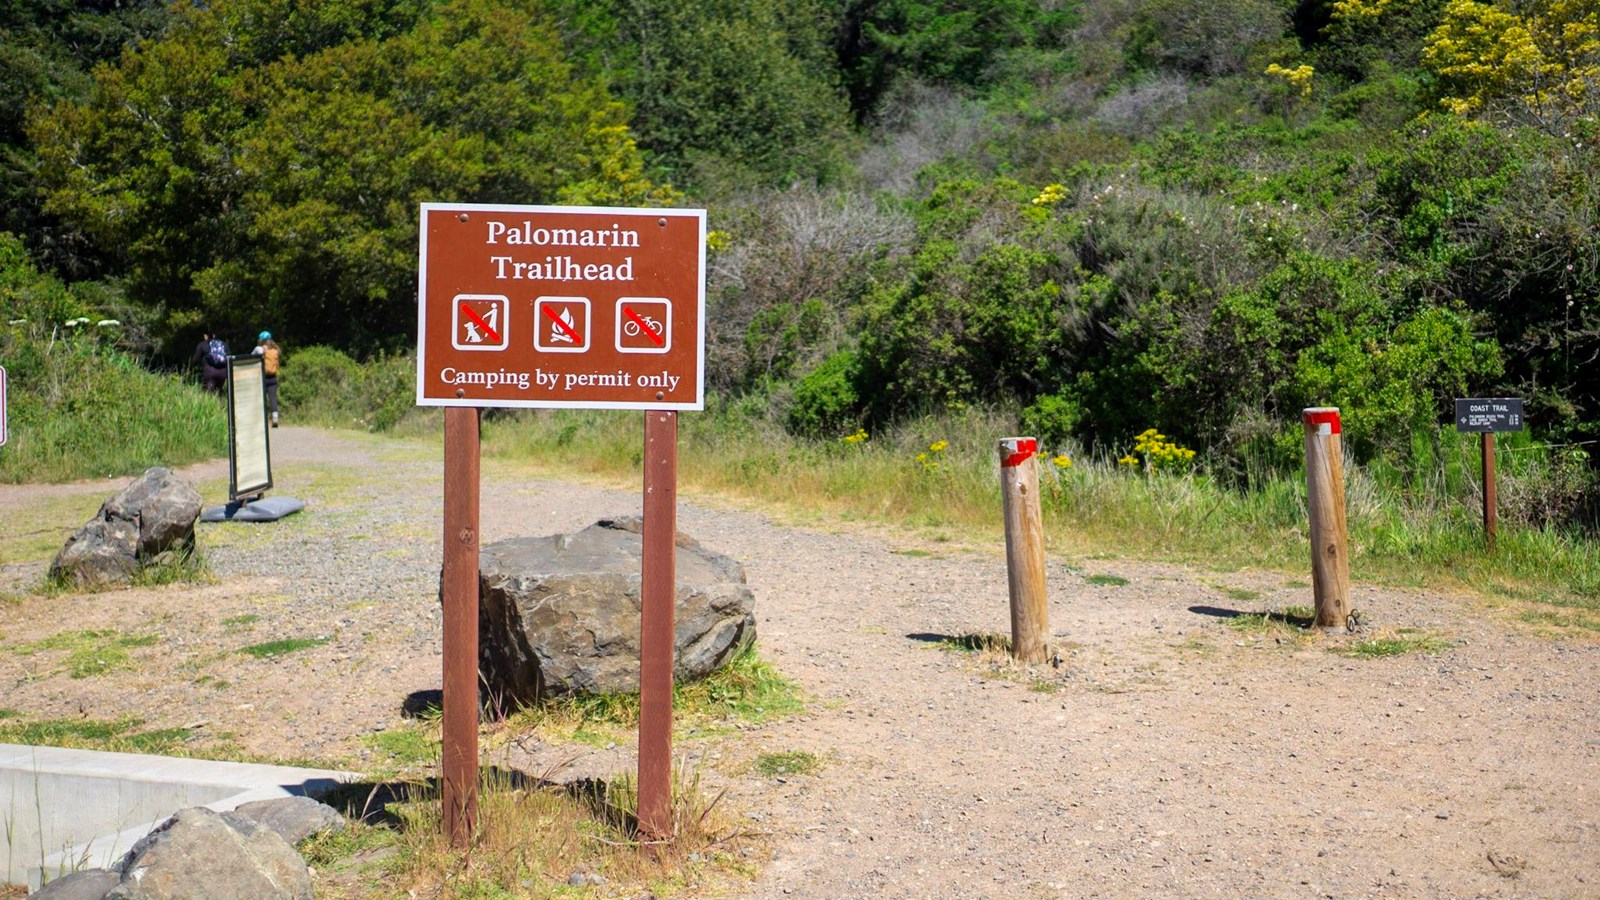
left=278, top=345, right=420, bottom=432
left=787, top=350, right=862, bottom=437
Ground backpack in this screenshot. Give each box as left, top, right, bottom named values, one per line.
left=262, top=345, right=280, bottom=376
left=206, top=338, right=228, bottom=368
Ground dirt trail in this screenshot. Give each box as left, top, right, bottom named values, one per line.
left=1, top=426, right=1597, bottom=898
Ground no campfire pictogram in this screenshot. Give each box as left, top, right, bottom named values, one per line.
left=452, top=294, right=509, bottom=351
left=616, top=298, right=671, bottom=354
left=534, top=296, right=591, bottom=353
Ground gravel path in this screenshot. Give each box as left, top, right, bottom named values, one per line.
left=1, top=426, right=1597, bottom=897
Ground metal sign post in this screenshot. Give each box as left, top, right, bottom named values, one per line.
left=417, top=202, right=706, bottom=847
left=1456, top=398, right=1525, bottom=549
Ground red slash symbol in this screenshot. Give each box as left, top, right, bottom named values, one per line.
left=460, top=301, right=501, bottom=344
left=622, top=305, right=664, bottom=346
left=542, top=303, right=582, bottom=343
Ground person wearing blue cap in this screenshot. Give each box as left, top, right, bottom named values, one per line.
left=252, top=331, right=282, bottom=427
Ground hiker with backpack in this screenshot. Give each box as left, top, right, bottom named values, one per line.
left=193, top=330, right=229, bottom=393
left=253, top=331, right=281, bottom=427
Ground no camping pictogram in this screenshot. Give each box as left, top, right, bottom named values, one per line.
left=615, top=297, right=671, bottom=354
left=453, top=295, right=509, bottom=351
left=534, top=296, right=591, bottom=353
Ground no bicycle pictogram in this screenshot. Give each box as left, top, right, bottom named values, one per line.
left=452, top=295, right=509, bottom=351
left=616, top=298, right=671, bottom=354
left=534, top=296, right=591, bottom=354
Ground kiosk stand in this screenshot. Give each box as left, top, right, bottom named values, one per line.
left=201, top=356, right=303, bottom=522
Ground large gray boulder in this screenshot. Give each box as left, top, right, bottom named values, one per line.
left=50, top=468, right=202, bottom=588
left=476, top=517, right=756, bottom=703
left=31, top=869, right=122, bottom=899
left=103, top=807, right=312, bottom=900
left=230, top=796, right=347, bottom=846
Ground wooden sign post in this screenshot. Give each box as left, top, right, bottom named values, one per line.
left=441, top=408, right=481, bottom=844
left=998, top=437, right=1049, bottom=663
left=418, top=203, right=706, bottom=846
left=1302, top=408, right=1350, bottom=631
left=1455, top=398, right=1525, bottom=550
left=638, top=411, right=678, bottom=838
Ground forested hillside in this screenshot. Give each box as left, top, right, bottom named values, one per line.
left=3, top=0, right=1597, bottom=483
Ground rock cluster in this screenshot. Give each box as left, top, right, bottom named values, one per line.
left=475, top=517, right=757, bottom=704
left=49, top=468, right=202, bottom=588
left=31, top=798, right=344, bottom=900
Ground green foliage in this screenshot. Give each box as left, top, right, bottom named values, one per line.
left=1021, top=393, right=1083, bottom=448
left=788, top=350, right=863, bottom=437
left=0, top=0, right=170, bottom=267
left=29, top=0, right=673, bottom=356
left=0, top=234, right=228, bottom=483
left=834, top=0, right=1076, bottom=118
left=277, top=345, right=423, bottom=431
left=1122, top=0, right=1290, bottom=77
left=550, top=0, right=853, bottom=188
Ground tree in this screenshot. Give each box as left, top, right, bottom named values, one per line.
left=30, top=0, right=673, bottom=354
left=833, top=0, right=1074, bottom=119
left=549, top=0, right=854, bottom=189
left=0, top=0, right=170, bottom=274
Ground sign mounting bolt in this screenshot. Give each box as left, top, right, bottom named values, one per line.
left=458, top=213, right=469, bottom=222
left=455, top=389, right=465, bottom=398
left=655, top=391, right=665, bottom=401
left=658, top=218, right=667, bottom=227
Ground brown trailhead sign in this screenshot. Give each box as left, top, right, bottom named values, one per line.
left=416, top=203, right=706, bottom=410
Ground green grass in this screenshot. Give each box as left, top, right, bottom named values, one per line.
left=222, top=614, right=261, bottom=629
left=1085, top=573, right=1129, bottom=586
left=504, top=644, right=802, bottom=744
left=362, top=723, right=440, bottom=768
left=1338, top=633, right=1453, bottom=658
left=239, top=636, right=333, bottom=658
left=14, top=628, right=160, bottom=678
left=0, top=333, right=229, bottom=484
left=0, top=714, right=192, bottom=753
left=754, top=750, right=821, bottom=777
left=1226, top=605, right=1316, bottom=633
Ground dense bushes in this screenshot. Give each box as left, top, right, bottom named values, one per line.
left=277, top=346, right=423, bottom=432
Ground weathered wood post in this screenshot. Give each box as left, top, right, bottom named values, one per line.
left=441, top=407, right=481, bottom=845
left=1302, top=408, right=1351, bottom=630
left=998, top=437, right=1049, bottom=662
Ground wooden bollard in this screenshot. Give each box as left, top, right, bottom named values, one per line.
left=1302, top=408, right=1351, bottom=631
left=998, top=437, right=1049, bottom=663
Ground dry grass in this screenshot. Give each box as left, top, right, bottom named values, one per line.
left=369, top=762, right=754, bottom=899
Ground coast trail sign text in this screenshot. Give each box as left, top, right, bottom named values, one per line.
left=1454, top=397, right=1524, bottom=433
left=416, top=203, right=706, bottom=410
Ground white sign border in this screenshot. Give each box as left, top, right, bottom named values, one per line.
left=416, top=202, right=707, bottom=411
